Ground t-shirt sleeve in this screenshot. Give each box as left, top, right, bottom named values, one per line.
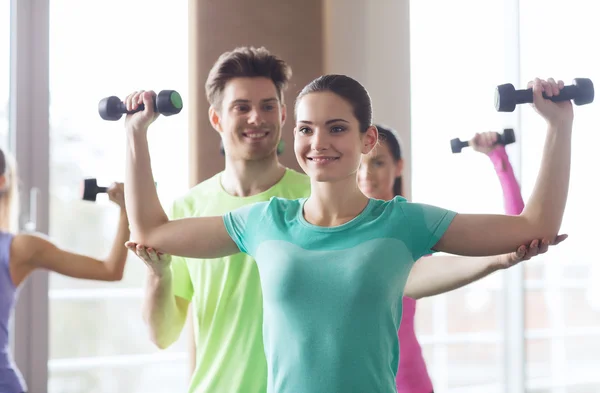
left=222, top=201, right=270, bottom=257
left=399, top=200, right=457, bottom=259
left=167, top=200, right=194, bottom=301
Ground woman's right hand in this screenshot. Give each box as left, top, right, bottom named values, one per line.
left=125, top=241, right=172, bottom=277
left=124, top=90, right=160, bottom=135
left=469, top=131, right=501, bottom=155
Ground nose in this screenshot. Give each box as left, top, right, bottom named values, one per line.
left=311, top=128, right=330, bottom=151
left=247, top=107, right=263, bottom=126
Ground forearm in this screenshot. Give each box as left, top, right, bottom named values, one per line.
left=103, top=210, right=130, bottom=281
left=521, top=123, right=571, bottom=237
left=405, top=254, right=501, bottom=299
left=125, top=131, right=169, bottom=241
left=488, top=146, right=525, bottom=215
left=142, top=270, right=186, bottom=349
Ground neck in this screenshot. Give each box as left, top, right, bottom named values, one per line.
left=221, top=153, right=286, bottom=197
left=304, top=175, right=369, bottom=227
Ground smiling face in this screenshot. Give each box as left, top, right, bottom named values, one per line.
left=358, top=141, right=404, bottom=200
left=294, top=91, right=377, bottom=183
left=210, top=77, right=286, bottom=161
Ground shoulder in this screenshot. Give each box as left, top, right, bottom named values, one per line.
left=11, top=233, right=52, bottom=268
left=368, top=195, right=408, bottom=215
left=170, top=173, right=223, bottom=212
left=277, top=169, right=311, bottom=197
left=241, top=196, right=302, bottom=217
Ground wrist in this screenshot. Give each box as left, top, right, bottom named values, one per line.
left=488, top=255, right=506, bottom=272
left=126, top=126, right=149, bottom=141
left=547, top=119, right=574, bottom=133
left=148, top=264, right=172, bottom=280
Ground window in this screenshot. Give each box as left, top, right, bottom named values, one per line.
left=411, top=1, right=600, bottom=392
left=519, top=1, right=600, bottom=392
left=48, top=1, right=189, bottom=392
left=409, top=1, right=512, bottom=391
left=0, top=0, right=9, bottom=151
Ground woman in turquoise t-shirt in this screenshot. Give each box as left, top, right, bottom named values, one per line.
left=123, top=75, right=573, bottom=393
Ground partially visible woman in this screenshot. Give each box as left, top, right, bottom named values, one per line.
left=0, top=149, right=131, bottom=393
left=358, top=125, right=566, bottom=393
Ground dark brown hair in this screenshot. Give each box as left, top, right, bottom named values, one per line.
left=295, top=74, right=373, bottom=132
left=205, top=46, right=292, bottom=109
left=375, top=124, right=404, bottom=197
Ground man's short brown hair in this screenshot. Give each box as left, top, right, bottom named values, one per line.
left=205, top=46, right=292, bottom=109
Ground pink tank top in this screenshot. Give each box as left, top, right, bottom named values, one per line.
left=396, top=146, right=524, bottom=392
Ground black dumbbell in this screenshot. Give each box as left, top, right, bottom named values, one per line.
left=219, top=140, right=285, bottom=156
left=81, top=178, right=157, bottom=202
left=450, top=128, right=515, bottom=154
left=495, top=78, right=594, bottom=112
left=81, top=178, right=107, bottom=202
left=98, top=90, right=183, bottom=121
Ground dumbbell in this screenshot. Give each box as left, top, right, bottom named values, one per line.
left=450, top=128, right=515, bottom=154
left=98, top=90, right=183, bottom=121
left=219, top=140, right=285, bottom=156
left=81, top=178, right=107, bottom=202
left=495, top=78, right=594, bottom=112
left=81, top=178, right=157, bottom=202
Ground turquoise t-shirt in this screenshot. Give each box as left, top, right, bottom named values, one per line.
left=223, top=195, right=457, bottom=393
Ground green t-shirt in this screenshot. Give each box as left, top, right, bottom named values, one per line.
left=169, top=168, right=311, bottom=393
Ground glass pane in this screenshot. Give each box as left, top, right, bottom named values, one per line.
left=565, top=336, right=600, bottom=388
left=410, top=1, right=511, bottom=391
left=447, top=286, right=502, bottom=334
left=0, top=0, right=9, bottom=150
left=526, top=339, right=551, bottom=383
left=49, top=361, right=189, bottom=393
left=49, top=297, right=187, bottom=359
left=447, top=343, right=503, bottom=390
left=48, top=0, right=189, bottom=389
left=519, top=0, right=600, bottom=391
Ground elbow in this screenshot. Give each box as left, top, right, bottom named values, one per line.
left=520, top=212, right=561, bottom=240
left=142, top=314, right=177, bottom=350
left=151, top=337, right=172, bottom=350
left=110, top=269, right=124, bottom=282
left=147, top=329, right=176, bottom=350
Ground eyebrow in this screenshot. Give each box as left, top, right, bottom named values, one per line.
left=297, top=118, right=350, bottom=125
left=230, top=97, right=278, bottom=106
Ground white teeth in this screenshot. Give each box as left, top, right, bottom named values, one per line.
left=311, top=157, right=336, bottom=162
left=245, top=133, right=267, bottom=139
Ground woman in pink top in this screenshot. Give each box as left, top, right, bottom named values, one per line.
left=358, top=125, right=567, bottom=393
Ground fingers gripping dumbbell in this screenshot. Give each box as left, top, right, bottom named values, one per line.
left=98, top=90, right=183, bottom=121
left=495, top=78, right=594, bottom=112
left=450, top=128, right=515, bottom=154
left=81, top=178, right=157, bottom=202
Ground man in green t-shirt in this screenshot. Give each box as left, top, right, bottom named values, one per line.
left=129, top=47, right=310, bottom=393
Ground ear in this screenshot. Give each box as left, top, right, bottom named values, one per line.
left=208, top=105, right=223, bottom=133
left=0, top=174, right=7, bottom=191
left=395, top=158, right=404, bottom=177
left=361, top=125, right=379, bottom=155
left=280, top=103, right=287, bottom=126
